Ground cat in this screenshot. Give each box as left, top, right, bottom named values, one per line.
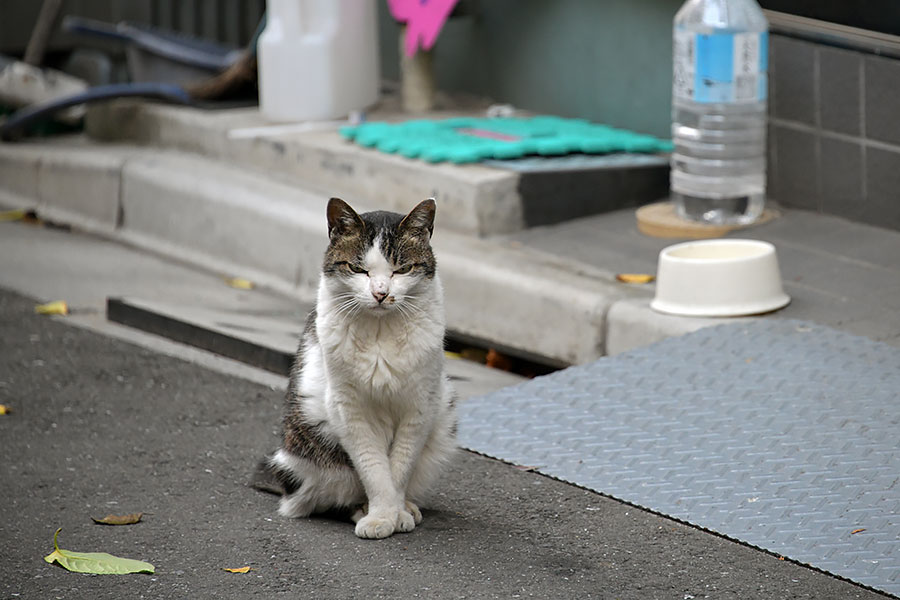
left=258, top=197, right=457, bottom=539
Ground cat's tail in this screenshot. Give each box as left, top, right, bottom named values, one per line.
left=248, top=453, right=300, bottom=496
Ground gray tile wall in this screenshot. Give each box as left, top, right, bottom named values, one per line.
left=768, top=34, right=900, bottom=231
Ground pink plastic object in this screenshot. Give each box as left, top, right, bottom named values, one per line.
left=388, top=0, right=458, bottom=57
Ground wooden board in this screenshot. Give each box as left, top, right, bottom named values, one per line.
left=636, top=201, right=778, bottom=239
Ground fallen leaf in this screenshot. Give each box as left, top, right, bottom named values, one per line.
left=223, top=566, right=251, bottom=573
left=225, top=277, right=254, bottom=290
left=34, top=300, right=68, bottom=315
left=851, top=528, right=866, bottom=535
left=0, top=404, right=9, bottom=415
left=0, top=208, right=27, bottom=222
left=92, top=513, right=143, bottom=526
left=486, top=349, right=513, bottom=371
left=44, top=528, right=154, bottom=575
left=616, top=273, right=655, bottom=284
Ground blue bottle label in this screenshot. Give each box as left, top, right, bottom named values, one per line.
left=674, top=30, right=768, bottom=103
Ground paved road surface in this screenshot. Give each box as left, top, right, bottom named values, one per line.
left=0, top=287, right=886, bottom=599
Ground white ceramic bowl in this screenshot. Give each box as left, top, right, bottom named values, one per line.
left=650, top=239, right=791, bottom=317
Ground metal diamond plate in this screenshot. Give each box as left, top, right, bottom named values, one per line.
left=459, top=320, right=900, bottom=596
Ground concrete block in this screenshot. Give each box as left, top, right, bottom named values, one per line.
left=87, top=102, right=257, bottom=158
left=435, top=233, right=632, bottom=365
left=0, top=143, right=42, bottom=207
left=37, top=149, right=125, bottom=232
left=84, top=101, right=144, bottom=142
left=274, top=131, right=526, bottom=236
left=226, top=125, right=525, bottom=236
left=85, top=102, right=533, bottom=235
left=120, top=152, right=329, bottom=293
left=605, top=297, right=736, bottom=355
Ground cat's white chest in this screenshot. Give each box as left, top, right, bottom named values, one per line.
left=352, top=319, right=410, bottom=389
left=321, top=314, right=433, bottom=396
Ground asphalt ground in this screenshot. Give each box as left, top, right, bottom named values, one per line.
left=0, top=287, right=888, bottom=599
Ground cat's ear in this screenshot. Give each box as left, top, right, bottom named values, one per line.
left=326, top=197, right=364, bottom=240
left=399, top=199, right=435, bottom=239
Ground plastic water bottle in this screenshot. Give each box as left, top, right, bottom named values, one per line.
left=671, top=0, right=769, bottom=225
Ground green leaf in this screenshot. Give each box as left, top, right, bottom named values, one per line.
left=44, top=528, right=154, bottom=575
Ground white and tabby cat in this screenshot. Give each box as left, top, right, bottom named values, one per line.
left=261, top=197, right=456, bottom=539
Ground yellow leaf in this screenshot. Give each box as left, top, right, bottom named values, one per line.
left=225, top=277, right=254, bottom=290
left=851, top=528, right=866, bottom=535
left=92, top=512, right=143, bottom=526
left=616, top=273, right=655, bottom=284
left=224, top=566, right=251, bottom=573
left=35, top=300, right=68, bottom=315
left=0, top=404, right=9, bottom=415
left=0, top=208, right=27, bottom=222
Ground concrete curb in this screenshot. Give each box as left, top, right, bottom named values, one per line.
left=605, top=297, right=738, bottom=356
left=435, top=235, right=640, bottom=365
left=0, top=137, right=695, bottom=365
left=0, top=142, right=137, bottom=235
left=86, top=102, right=526, bottom=236
left=0, top=144, right=41, bottom=208
left=120, top=152, right=328, bottom=290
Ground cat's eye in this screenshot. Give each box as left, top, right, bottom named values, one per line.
left=348, top=263, right=368, bottom=274
left=393, top=265, right=413, bottom=275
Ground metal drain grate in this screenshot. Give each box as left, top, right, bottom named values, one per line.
left=459, top=320, right=900, bottom=596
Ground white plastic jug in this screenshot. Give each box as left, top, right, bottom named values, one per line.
left=258, top=0, right=380, bottom=122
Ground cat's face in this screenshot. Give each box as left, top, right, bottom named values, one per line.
left=322, top=198, right=437, bottom=317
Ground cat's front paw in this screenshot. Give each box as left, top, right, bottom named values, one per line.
left=395, top=507, right=416, bottom=533
left=404, top=500, right=423, bottom=525
left=355, top=505, right=419, bottom=538
left=355, top=513, right=396, bottom=539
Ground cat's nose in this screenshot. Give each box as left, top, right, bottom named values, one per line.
left=372, top=290, right=388, bottom=303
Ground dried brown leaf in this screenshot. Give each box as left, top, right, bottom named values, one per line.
left=486, top=349, right=513, bottom=371
left=92, top=513, right=143, bottom=526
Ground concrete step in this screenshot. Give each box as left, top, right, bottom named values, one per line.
left=84, top=101, right=669, bottom=236
left=0, top=135, right=672, bottom=366
left=105, top=296, right=527, bottom=401
left=0, top=215, right=525, bottom=400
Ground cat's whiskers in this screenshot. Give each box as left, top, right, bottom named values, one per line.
left=393, top=298, right=424, bottom=324
left=332, top=293, right=363, bottom=320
